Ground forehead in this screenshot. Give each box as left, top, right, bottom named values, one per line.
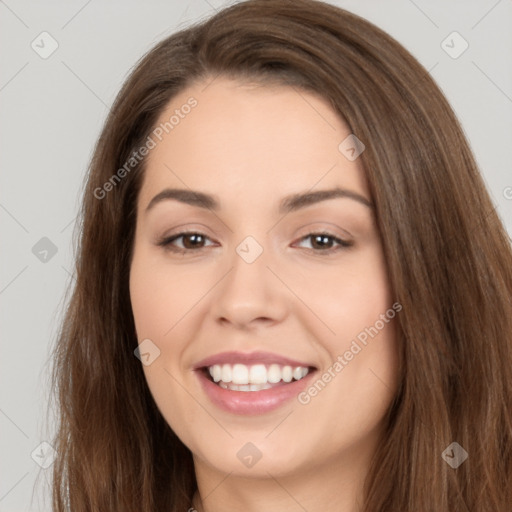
left=139, top=77, right=370, bottom=209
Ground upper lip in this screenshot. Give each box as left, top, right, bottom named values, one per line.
left=194, top=351, right=316, bottom=370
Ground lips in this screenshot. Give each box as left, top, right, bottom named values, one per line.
left=194, top=351, right=317, bottom=415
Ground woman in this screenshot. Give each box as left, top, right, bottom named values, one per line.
left=49, top=0, right=512, bottom=510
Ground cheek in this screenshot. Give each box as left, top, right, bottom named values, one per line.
left=288, top=243, right=393, bottom=346
left=329, top=318, right=399, bottom=436
left=129, top=249, right=207, bottom=435
left=297, top=299, right=399, bottom=455
left=129, top=249, right=208, bottom=340
left=294, top=243, right=399, bottom=413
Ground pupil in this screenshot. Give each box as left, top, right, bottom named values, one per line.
left=313, top=235, right=331, bottom=249
left=185, top=234, right=203, bottom=248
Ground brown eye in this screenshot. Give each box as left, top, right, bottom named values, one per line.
left=180, top=233, right=207, bottom=249
left=294, top=232, right=352, bottom=253
left=158, top=232, right=215, bottom=252
left=310, top=234, right=335, bottom=250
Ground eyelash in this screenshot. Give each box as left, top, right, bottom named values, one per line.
left=157, top=231, right=352, bottom=255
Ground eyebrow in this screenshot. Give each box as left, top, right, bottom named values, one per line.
left=145, top=187, right=373, bottom=214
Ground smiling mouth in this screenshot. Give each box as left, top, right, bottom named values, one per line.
left=203, top=363, right=314, bottom=392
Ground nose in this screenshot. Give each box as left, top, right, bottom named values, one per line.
left=210, top=241, right=289, bottom=330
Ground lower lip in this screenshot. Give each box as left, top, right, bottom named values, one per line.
left=196, top=370, right=316, bottom=415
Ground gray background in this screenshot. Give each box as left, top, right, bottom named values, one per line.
left=1, top=0, right=511, bottom=509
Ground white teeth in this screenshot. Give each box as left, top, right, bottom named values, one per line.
left=209, top=365, right=222, bottom=382
left=282, top=366, right=293, bottom=383
left=221, top=364, right=232, bottom=383
left=232, top=364, right=249, bottom=385
left=249, top=364, right=267, bottom=384
left=207, top=362, right=311, bottom=389
left=219, top=382, right=273, bottom=391
left=267, top=364, right=281, bottom=383
left=293, top=367, right=303, bottom=380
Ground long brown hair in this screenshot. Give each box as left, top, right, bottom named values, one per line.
left=49, top=0, right=512, bottom=509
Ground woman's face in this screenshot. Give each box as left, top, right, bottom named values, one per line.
left=130, top=77, right=399, bottom=480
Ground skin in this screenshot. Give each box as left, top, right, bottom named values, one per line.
left=129, top=77, right=399, bottom=512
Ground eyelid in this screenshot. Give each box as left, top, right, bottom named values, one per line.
left=156, top=223, right=216, bottom=243
left=294, top=221, right=353, bottom=240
